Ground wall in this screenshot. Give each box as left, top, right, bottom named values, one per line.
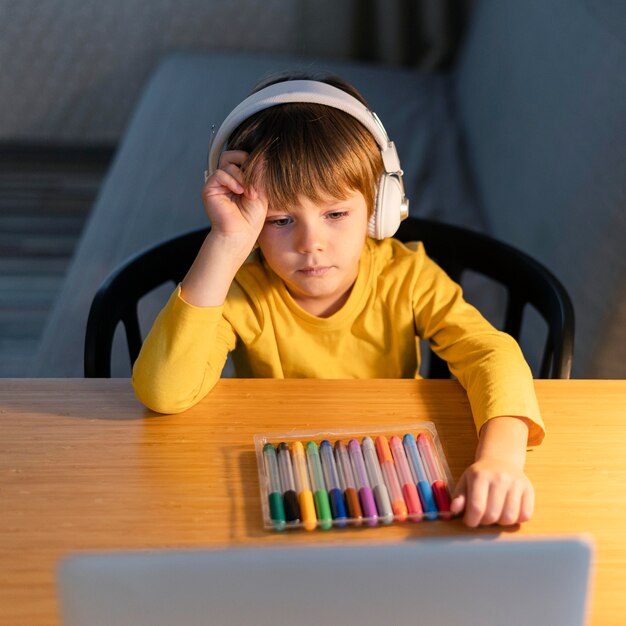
left=0, top=0, right=358, bottom=143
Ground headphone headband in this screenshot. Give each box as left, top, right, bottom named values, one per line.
left=207, top=80, right=402, bottom=175
left=205, top=78, right=409, bottom=239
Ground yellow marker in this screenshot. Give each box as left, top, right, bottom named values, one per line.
left=292, top=441, right=317, bottom=531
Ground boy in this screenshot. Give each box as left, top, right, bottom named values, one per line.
left=133, top=73, right=545, bottom=528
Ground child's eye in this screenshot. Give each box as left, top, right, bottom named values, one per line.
left=266, top=216, right=293, bottom=227
left=326, top=211, right=349, bottom=220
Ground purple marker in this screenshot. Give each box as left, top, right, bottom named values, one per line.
left=348, top=438, right=378, bottom=526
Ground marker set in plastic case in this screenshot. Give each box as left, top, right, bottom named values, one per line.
left=254, top=423, right=455, bottom=531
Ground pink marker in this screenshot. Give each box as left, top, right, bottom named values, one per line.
left=389, top=436, right=423, bottom=521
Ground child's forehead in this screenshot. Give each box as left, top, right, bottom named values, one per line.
left=265, top=189, right=363, bottom=213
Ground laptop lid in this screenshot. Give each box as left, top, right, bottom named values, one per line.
left=58, top=537, right=592, bottom=626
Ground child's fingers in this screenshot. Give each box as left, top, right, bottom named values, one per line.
left=497, top=483, right=525, bottom=526
left=481, top=479, right=517, bottom=525
left=463, top=473, right=490, bottom=527
left=450, top=473, right=467, bottom=515
left=218, top=150, right=249, bottom=168
left=243, top=185, right=259, bottom=201
left=204, top=168, right=244, bottom=196
left=219, top=162, right=246, bottom=186
left=518, top=484, right=535, bottom=523
left=450, top=493, right=466, bottom=515
left=473, top=486, right=501, bottom=526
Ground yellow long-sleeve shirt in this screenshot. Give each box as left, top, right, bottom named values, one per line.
left=132, top=237, right=544, bottom=444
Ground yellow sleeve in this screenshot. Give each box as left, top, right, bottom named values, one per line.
left=132, top=285, right=236, bottom=413
left=412, top=246, right=545, bottom=445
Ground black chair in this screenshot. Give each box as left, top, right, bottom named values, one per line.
left=84, top=228, right=209, bottom=378
left=396, top=218, right=574, bottom=379
left=84, top=218, right=574, bottom=378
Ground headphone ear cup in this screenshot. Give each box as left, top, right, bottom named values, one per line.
left=368, top=174, right=403, bottom=239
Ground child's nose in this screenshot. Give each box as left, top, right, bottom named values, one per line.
left=296, top=223, right=324, bottom=253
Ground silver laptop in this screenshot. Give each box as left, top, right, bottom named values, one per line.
left=58, top=537, right=592, bottom=626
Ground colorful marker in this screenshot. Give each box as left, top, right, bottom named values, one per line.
left=277, top=442, right=300, bottom=523
left=348, top=439, right=378, bottom=526
left=374, top=436, right=408, bottom=522
left=306, top=441, right=333, bottom=530
left=262, top=444, right=286, bottom=530
left=292, top=441, right=318, bottom=530
left=320, top=440, right=348, bottom=527
left=389, top=436, right=424, bottom=521
left=334, top=441, right=363, bottom=525
left=402, top=433, right=438, bottom=519
left=361, top=437, right=394, bottom=524
left=417, top=432, right=452, bottom=517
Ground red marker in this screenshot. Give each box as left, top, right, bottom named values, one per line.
left=417, top=432, right=451, bottom=517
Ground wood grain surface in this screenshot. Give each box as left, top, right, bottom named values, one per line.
left=1, top=378, right=625, bottom=625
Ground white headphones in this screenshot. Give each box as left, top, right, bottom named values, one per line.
left=206, top=80, right=409, bottom=239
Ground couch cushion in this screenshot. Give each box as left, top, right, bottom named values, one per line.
left=455, top=0, right=626, bottom=376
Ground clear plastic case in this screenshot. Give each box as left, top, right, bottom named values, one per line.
left=254, top=423, right=455, bottom=531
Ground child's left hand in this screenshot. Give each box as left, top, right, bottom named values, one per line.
left=449, top=415, right=534, bottom=527
left=450, top=457, right=534, bottom=527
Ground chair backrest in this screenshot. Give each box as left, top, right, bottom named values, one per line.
left=84, top=228, right=209, bottom=377
left=84, top=218, right=574, bottom=378
left=395, top=218, right=574, bottom=379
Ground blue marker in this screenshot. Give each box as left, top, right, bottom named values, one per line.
left=403, top=433, right=438, bottom=519
left=320, top=440, right=348, bottom=526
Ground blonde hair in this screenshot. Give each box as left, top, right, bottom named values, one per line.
left=227, top=73, right=384, bottom=217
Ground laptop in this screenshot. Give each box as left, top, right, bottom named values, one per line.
left=58, top=537, right=592, bottom=626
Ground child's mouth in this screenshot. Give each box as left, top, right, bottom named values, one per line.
left=298, top=266, right=331, bottom=277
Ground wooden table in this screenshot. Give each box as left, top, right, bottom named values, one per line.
left=2, top=379, right=625, bottom=625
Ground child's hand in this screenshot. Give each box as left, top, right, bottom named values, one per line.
left=450, top=458, right=534, bottom=527
left=450, top=415, right=534, bottom=527
left=181, top=151, right=267, bottom=306
left=202, top=150, right=267, bottom=247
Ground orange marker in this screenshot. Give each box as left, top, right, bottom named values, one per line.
left=292, top=441, right=317, bottom=531
left=375, top=436, right=408, bottom=521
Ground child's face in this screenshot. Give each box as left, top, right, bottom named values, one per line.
left=257, top=189, right=369, bottom=317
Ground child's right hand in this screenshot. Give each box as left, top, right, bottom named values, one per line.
left=180, top=150, right=267, bottom=306
left=202, top=150, right=267, bottom=253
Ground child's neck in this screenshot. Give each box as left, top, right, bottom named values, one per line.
left=293, top=288, right=353, bottom=318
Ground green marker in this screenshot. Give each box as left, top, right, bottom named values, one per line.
left=305, top=441, right=333, bottom=530
left=263, top=444, right=286, bottom=530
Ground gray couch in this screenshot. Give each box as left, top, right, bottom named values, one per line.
left=33, top=0, right=626, bottom=378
